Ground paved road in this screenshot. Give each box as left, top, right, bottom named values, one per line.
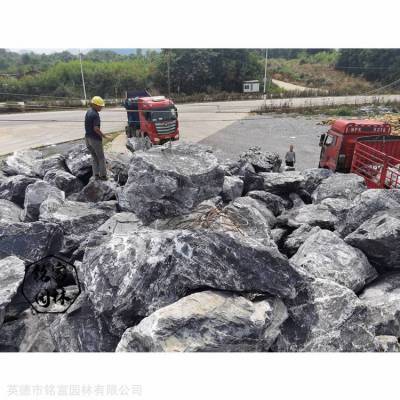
left=199, top=114, right=327, bottom=170
left=0, top=95, right=399, bottom=163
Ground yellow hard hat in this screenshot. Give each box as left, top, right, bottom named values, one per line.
left=91, top=96, right=105, bottom=107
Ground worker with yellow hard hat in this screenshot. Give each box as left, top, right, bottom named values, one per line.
left=84, top=96, right=108, bottom=180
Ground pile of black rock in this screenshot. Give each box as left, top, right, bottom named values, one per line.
left=0, top=142, right=400, bottom=352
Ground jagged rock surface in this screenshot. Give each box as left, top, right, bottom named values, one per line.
left=0, top=199, right=22, bottom=223
left=291, top=230, right=377, bottom=292
left=1, top=150, right=43, bottom=177
left=260, top=171, right=305, bottom=195
left=0, top=221, right=63, bottom=261
left=312, top=173, right=367, bottom=203
left=0, top=256, right=25, bottom=328
left=44, top=169, right=83, bottom=195
left=33, top=154, right=66, bottom=178
left=283, top=224, right=321, bottom=257
left=277, top=203, right=338, bottom=229
left=49, top=294, right=119, bottom=352
left=126, top=137, right=148, bottom=153
left=116, top=291, right=288, bottom=352
left=338, top=189, right=400, bottom=237
left=272, top=277, right=377, bottom=352
left=40, top=200, right=113, bottom=255
left=0, top=175, right=38, bottom=206
left=239, top=146, right=282, bottom=173
left=359, top=273, right=400, bottom=337
left=65, top=144, right=92, bottom=178
left=0, top=310, right=56, bottom=352
left=119, top=143, right=224, bottom=223
left=82, top=229, right=302, bottom=334
left=97, top=212, right=143, bottom=235
left=23, top=180, right=65, bottom=221
left=105, top=151, right=131, bottom=185
left=221, top=176, right=243, bottom=202
left=301, top=168, right=334, bottom=194
left=375, top=336, right=400, bottom=352
left=345, top=209, right=400, bottom=271
left=246, top=191, right=286, bottom=216
left=77, top=178, right=117, bottom=203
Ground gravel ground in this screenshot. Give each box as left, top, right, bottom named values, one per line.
left=199, top=114, right=328, bottom=170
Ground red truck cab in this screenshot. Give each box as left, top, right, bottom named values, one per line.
left=319, top=119, right=400, bottom=188
left=124, top=91, right=179, bottom=146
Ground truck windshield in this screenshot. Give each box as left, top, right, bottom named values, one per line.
left=151, top=107, right=177, bottom=122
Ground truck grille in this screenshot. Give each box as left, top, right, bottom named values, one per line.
left=155, top=121, right=177, bottom=135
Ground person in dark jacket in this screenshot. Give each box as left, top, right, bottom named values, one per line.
left=85, top=96, right=108, bottom=180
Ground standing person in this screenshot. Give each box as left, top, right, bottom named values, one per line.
left=85, top=96, right=108, bottom=180
left=285, top=144, right=296, bottom=169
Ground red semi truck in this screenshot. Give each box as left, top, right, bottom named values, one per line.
left=319, top=119, right=400, bottom=189
left=124, top=90, right=179, bottom=146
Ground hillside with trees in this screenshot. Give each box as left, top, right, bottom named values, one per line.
left=0, top=48, right=395, bottom=103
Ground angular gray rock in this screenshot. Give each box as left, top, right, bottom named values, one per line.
left=76, top=178, right=117, bottom=203
left=49, top=294, right=119, bottom=352
left=126, top=137, right=149, bottom=152
left=320, top=197, right=352, bottom=221
left=149, top=197, right=222, bottom=231
left=271, top=227, right=288, bottom=245
left=152, top=196, right=276, bottom=248
left=33, top=154, right=66, bottom=178
left=375, top=336, right=400, bottom=352
left=82, top=229, right=303, bottom=334
left=239, top=146, right=282, bottom=173
left=345, top=209, right=400, bottom=271
left=221, top=176, right=243, bottom=202
left=219, top=197, right=276, bottom=247
left=0, top=221, right=63, bottom=261
left=291, top=230, right=377, bottom=292
left=0, top=175, right=38, bottom=206
left=0, top=256, right=25, bottom=327
left=301, top=168, right=334, bottom=194
left=40, top=200, right=113, bottom=254
left=65, top=143, right=92, bottom=178
left=1, top=149, right=42, bottom=177
left=105, top=151, right=131, bottom=185
left=312, top=173, right=367, bottom=203
left=23, top=180, right=65, bottom=221
left=283, top=224, right=321, bottom=257
left=0, top=310, right=56, bottom=352
left=0, top=199, right=22, bottom=223
left=277, top=203, right=338, bottom=230
left=260, top=171, right=305, bottom=195
left=272, top=277, right=377, bottom=352
left=359, top=273, right=400, bottom=337
left=119, top=143, right=224, bottom=223
left=44, top=169, right=83, bottom=195
left=97, top=212, right=143, bottom=235
left=116, top=291, right=288, bottom=352
left=338, top=189, right=400, bottom=237
left=247, top=190, right=286, bottom=216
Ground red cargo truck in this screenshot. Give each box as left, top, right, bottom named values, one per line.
left=319, top=119, right=400, bottom=189
left=124, top=90, right=179, bottom=147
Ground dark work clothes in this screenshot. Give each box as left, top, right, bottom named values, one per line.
left=85, top=107, right=101, bottom=141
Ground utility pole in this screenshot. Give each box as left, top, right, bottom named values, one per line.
left=167, top=49, right=171, bottom=98
left=263, top=48, right=268, bottom=104
left=79, top=50, right=87, bottom=105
